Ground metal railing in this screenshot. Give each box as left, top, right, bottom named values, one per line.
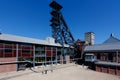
left=0, top=58, right=82, bottom=74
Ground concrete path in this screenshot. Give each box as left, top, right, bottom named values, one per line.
left=0, top=63, right=119, bottom=80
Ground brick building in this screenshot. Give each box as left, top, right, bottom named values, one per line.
left=84, top=34, right=120, bottom=76
left=74, top=39, right=85, bottom=59
left=0, top=33, right=73, bottom=73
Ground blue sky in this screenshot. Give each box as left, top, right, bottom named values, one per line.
left=0, top=0, right=120, bottom=44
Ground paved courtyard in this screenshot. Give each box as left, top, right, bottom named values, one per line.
left=0, top=63, right=119, bottom=80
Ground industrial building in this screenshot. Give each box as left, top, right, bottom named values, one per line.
left=0, top=1, right=75, bottom=73
left=0, top=0, right=120, bottom=76
left=0, top=33, right=73, bottom=73
left=85, top=32, right=95, bottom=45
left=84, top=34, right=120, bottom=76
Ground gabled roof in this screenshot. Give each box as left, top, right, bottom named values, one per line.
left=0, top=33, right=47, bottom=45
left=84, top=34, right=120, bottom=52
left=84, top=43, right=120, bottom=52
left=0, top=33, right=69, bottom=47
left=103, top=34, right=120, bottom=44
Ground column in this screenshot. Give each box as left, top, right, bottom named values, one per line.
left=51, top=47, right=53, bottom=65
left=117, top=51, right=118, bottom=63
left=56, top=47, right=57, bottom=65
left=16, top=44, right=18, bottom=71
left=33, top=45, right=35, bottom=68
left=45, top=46, right=47, bottom=66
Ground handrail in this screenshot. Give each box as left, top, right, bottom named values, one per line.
left=0, top=58, right=81, bottom=65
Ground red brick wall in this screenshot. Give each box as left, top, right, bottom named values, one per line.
left=100, top=56, right=107, bottom=61
left=95, top=64, right=120, bottom=76
left=46, top=51, right=51, bottom=57
left=0, top=43, right=3, bottom=57
left=116, top=67, right=120, bottom=76
left=108, top=69, right=116, bottom=75
left=0, top=58, right=16, bottom=73
left=0, top=49, right=3, bottom=57
left=96, top=65, right=101, bottom=72
left=108, top=66, right=116, bottom=75
left=101, top=67, right=108, bottom=73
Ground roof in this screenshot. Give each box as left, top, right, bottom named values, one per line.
left=95, top=61, right=120, bottom=67
left=84, top=43, right=120, bottom=52
left=84, top=34, right=120, bottom=52
left=0, top=33, right=69, bottom=47
left=103, top=34, right=120, bottom=44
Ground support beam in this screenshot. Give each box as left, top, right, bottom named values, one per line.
left=45, top=46, right=47, bottom=66
left=56, top=47, right=57, bottom=64
left=117, top=51, right=118, bottom=63
left=16, top=44, right=18, bottom=71
left=33, top=45, right=35, bottom=68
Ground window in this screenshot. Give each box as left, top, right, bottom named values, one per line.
left=108, top=53, right=113, bottom=61
left=53, top=50, right=56, bottom=54
left=35, top=46, right=45, bottom=51
left=110, top=66, right=115, bottom=69
left=0, top=43, right=3, bottom=48
left=5, top=49, right=12, bottom=53
left=21, top=43, right=31, bottom=46
left=103, top=65, right=107, bottom=68
left=46, top=47, right=51, bottom=51
left=118, top=53, right=120, bottom=57
left=22, top=50, right=30, bottom=54
left=5, top=42, right=13, bottom=45
left=117, top=67, right=120, bottom=70
left=97, top=53, right=100, bottom=59
left=57, top=47, right=61, bottom=51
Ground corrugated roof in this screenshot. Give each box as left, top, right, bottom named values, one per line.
left=84, top=43, right=120, bottom=52
left=0, top=33, right=69, bottom=47
left=84, top=34, right=120, bottom=52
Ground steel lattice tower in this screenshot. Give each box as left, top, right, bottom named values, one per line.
left=49, top=1, right=75, bottom=46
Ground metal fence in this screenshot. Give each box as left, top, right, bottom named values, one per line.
left=0, top=58, right=82, bottom=74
